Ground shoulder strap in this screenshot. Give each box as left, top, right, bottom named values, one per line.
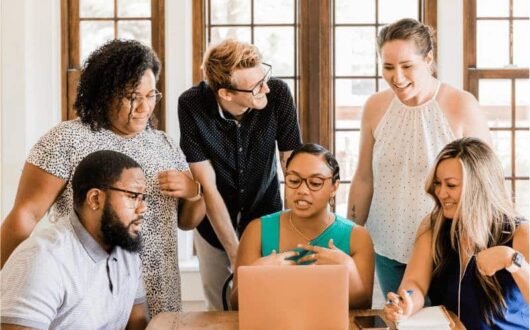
left=433, top=80, right=442, bottom=99
left=261, top=211, right=282, bottom=256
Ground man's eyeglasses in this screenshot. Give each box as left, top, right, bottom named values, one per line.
left=101, top=186, right=149, bottom=209
left=224, top=63, right=272, bottom=96
left=284, top=173, right=333, bottom=192
left=125, top=90, right=163, bottom=112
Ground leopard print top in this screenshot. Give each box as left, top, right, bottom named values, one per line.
left=27, top=118, right=187, bottom=316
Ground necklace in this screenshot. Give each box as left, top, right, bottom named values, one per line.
left=289, top=212, right=332, bottom=243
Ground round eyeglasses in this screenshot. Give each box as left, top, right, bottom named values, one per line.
left=125, top=90, right=163, bottom=112
left=284, top=173, right=333, bottom=192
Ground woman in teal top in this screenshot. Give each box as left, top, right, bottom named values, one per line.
left=231, top=143, right=375, bottom=309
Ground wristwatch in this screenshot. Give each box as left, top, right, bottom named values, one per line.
left=186, top=181, right=203, bottom=202
left=506, top=251, right=523, bottom=273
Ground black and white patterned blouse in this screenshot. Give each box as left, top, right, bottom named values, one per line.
left=27, top=118, right=188, bottom=316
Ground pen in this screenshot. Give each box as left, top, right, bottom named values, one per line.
left=385, top=290, right=413, bottom=305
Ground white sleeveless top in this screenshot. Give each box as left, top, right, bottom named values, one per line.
left=365, top=82, right=456, bottom=263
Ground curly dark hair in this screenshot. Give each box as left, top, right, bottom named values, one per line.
left=74, top=39, right=161, bottom=131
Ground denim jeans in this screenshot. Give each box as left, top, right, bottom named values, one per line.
left=375, top=253, right=407, bottom=299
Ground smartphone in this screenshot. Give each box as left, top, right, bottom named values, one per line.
left=353, top=315, right=389, bottom=330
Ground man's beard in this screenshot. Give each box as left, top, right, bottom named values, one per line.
left=100, top=202, right=143, bottom=252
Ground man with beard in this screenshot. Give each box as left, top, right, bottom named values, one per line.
left=1, top=150, right=147, bottom=330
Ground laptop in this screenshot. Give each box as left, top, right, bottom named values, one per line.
left=238, top=264, right=349, bottom=330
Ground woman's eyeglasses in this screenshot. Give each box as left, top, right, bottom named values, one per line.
left=125, top=90, right=163, bottom=112
left=284, top=173, right=333, bottom=191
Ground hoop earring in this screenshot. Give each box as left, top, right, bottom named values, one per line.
left=329, top=196, right=335, bottom=208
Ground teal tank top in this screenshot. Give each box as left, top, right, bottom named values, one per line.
left=260, top=211, right=355, bottom=264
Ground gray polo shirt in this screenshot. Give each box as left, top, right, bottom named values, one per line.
left=1, top=212, right=146, bottom=330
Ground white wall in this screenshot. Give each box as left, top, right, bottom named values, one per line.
left=437, top=0, right=463, bottom=89
left=1, top=0, right=61, bottom=217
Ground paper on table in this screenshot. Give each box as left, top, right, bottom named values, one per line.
left=397, top=306, right=452, bottom=329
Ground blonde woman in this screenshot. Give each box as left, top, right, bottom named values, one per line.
left=384, top=138, right=528, bottom=329
left=347, top=18, right=491, bottom=297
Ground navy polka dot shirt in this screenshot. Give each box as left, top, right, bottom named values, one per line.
left=178, top=78, right=302, bottom=249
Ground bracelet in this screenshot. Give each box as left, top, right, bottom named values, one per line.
left=186, top=181, right=202, bottom=202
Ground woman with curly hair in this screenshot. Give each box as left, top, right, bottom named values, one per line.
left=0, top=39, right=205, bottom=316
left=384, top=138, right=528, bottom=329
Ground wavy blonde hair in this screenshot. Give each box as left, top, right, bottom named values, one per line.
left=425, top=137, right=518, bottom=323
left=201, top=39, right=262, bottom=93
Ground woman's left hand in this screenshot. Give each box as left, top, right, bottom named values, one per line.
left=158, top=170, right=198, bottom=199
left=297, top=239, right=354, bottom=269
left=476, top=246, right=514, bottom=276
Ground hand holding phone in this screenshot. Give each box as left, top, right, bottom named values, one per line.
left=353, top=315, right=389, bottom=330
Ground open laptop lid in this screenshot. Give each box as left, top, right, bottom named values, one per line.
left=238, top=265, right=349, bottom=330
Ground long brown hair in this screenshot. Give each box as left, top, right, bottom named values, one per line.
left=425, top=137, right=519, bottom=323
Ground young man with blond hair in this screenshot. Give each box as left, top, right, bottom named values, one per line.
left=177, top=39, right=302, bottom=310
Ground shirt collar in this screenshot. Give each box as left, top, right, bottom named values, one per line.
left=217, top=104, right=253, bottom=122
left=70, top=212, right=112, bottom=263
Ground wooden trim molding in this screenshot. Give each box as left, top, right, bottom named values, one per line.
left=424, top=0, right=437, bottom=75
left=298, top=0, right=333, bottom=149
left=463, top=0, right=477, bottom=91
left=151, top=0, right=166, bottom=130
left=60, top=0, right=69, bottom=121
left=192, top=0, right=205, bottom=84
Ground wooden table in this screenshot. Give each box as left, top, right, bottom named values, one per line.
left=147, top=309, right=465, bottom=329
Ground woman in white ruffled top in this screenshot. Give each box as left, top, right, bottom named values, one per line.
left=347, top=18, right=492, bottom=299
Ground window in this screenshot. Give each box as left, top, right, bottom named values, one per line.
left=464, top=0, right=529, bottom=217
left=61, top=0, right=166, bottom=129
left=194, top=0, right=435, bottom=216
left=333, top=0, right=435, bottom=215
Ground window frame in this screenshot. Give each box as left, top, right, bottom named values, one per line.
left=61, top=0, right=166, bottom=130
left=192, top=0, right=436, bottom=214
left=192, top=0, right=436, bottom=149
left=331, top=0, right=437, bottom=203
left=463, top=0, right=529, bottom=209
